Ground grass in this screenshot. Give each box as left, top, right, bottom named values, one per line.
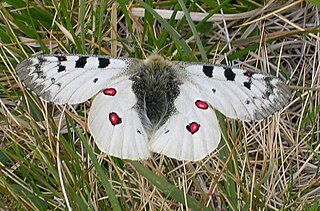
left=0, top=0, right=319, bottom=210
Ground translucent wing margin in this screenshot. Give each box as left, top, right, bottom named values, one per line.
left=182, top=64, right=290, bottom=120
left=15, top=55, right=133, bottom=104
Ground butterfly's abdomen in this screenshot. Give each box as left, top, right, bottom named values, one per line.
left=130, top=55, right=182, bottom=134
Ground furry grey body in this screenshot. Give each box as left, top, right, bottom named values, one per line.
left=130, top=55, right=184, bottom=134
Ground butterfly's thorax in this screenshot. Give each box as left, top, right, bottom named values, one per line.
left=130, top=55, right=183, bottom=134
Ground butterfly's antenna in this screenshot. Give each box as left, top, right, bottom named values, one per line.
left=129, top=41, right=173, bottom=58
left=130, top=41, right=162, bottom=58
left=150, top=42, right=175, bottom=58
left=157, top=41, right=174, bottom=54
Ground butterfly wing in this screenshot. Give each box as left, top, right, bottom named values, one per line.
left=149, top=82, right=220, bottom=161
left=88, top=79, right=151, bottom=160
left=15, top=55, right=133, bottom=104
left=16, top=55, right=150, bottom=159
left=149, top=62, right=290, bottom=161
left=181, top=64, right=290, bottom=121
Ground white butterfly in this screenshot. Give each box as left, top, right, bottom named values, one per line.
left=15, top=54, right=290, bottom=161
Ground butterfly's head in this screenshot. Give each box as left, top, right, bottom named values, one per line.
left=144, top=54, right=166, bottom=66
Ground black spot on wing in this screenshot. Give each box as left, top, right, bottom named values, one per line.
left=264, top=77, right=274, bottom=88
left=75, top=56, right=89, bottom=68
left=58, top=65, right=66, bottom=72
left=262, top=90, right=271, bottom=100
left=263, top=76, right=275, bottom=97
left=224, top=67, right=236, bottom=81
left=38, top=57, right=46, bottom=64
left=203, top=66, right=214, bottom=78
left=93, top=78, right=98, bottom=83
left=35, top=71, right=45, bottom=79
left=243, top=81, right=251, bottom=90
left=34, top=63, right=41, bottom=71
left=98, top=58, right=110, bottom=68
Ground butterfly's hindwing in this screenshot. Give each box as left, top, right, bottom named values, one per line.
left=15, top=55, right=132, bottom=104
left=150, top=83, right=220, bottom=161
left=88, top=79, right=150, bottom=160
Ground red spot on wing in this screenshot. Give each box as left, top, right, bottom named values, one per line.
left=103, top=88, right=117, bottom=96
left=57, top=56, right=67, bottom=61
left=109, top=112, right=122, bottom=126
left=186, top=122, right=200, bottom=134
left=244, top=71, right=253, bottom=77
left=195, top=100, right=208, bottom=109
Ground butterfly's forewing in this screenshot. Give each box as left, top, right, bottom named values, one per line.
left=88, top=79, right=151, bottom=160
left=15, top=55, right=131, bottom=104
left=182, top=64, right=290, bottom=121
left=149, top=83, right=220, bottom=161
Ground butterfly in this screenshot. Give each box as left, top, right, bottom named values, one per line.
left=15, top=54, right=290, bottom=161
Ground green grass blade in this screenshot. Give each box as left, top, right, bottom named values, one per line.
left=118, top=0, right=141, bottom=58
left=135, top=0, right=194, bottom=60
left=184, top=0, right=233, bottom=41
left=215, top=111, right=238, bottom=210
left=79, top=0, right=86, bottom=50
left=96, top=1, right=108, bottom=54
left=54, top=0, right=82, bottom=53
left=73, top=124, right=122, bottom=210
left=130, top=161, right=213, bottom=211
left=177, top=0, right=207, bottom=61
